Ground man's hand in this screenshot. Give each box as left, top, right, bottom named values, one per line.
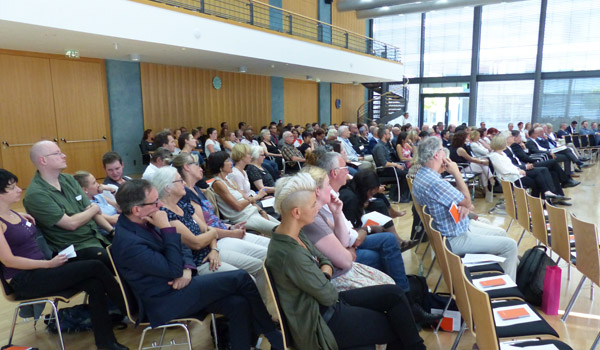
left=320, top=264, right=333, bottom=279
left=328, top=192, right=344, bottom=214
left=354, top=229, right=367, bottom=247
left=526, top=163, right=534, bottom=170
left=144, top=210, right=171, bottom=229
left=371, top=225, right=385, bottom=234
left=457, top=206, right=470, bottom=221
left=202, top=250, right=221, bottom=271
left=87, top=203, right=101, bottom=215
left=168, top=268, right=192, bottom=290
left=550, top=153, right=556, bottom=159
left=442, top=158, right=461, bottom=177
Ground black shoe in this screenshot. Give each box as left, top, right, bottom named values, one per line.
left=400, top=239, right=420, bottom=252
left=579, top=162, right=592, bottom=168
left=545, top=194, right=564, bottom=199
left=97, top=341, right=129, bottom=350
left=411, top=303, right=443, bottom=324
left=553, top=199, right=572, bottom=206
left=574, top=167, right=583, bottom=173
left=563, top=179, right=581, bottom=188
left=580, top=157, right=591, bottom=162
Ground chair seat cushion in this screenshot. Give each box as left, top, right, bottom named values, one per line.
left=509, top=339, right=572, bottom=350
left=466, top=263, right=504, bottom=274
left=471, top=272, right=525, bottom=300
left=491, top=299, right=559, bottom=339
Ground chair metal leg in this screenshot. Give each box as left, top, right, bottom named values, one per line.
left=434, top=297, right=452, bottom=334
left=506, top=218, right=514, bottom=233
left=51, top=300, right=66, bottom=350
left=568, top=264, right=571, bottom=280
left=433, top=274, right=442, bottom=294
left=414, top=230, right=426, bottom=255
left=426, top=256, right=437, bottom=279
left=517, top=229, right=526, bottom=247
left=211, top=313, right=219, bottom=350
left=451, top=321, right=466, bottom=350
left=562, top=275, right=586, bottom=322
left=591, top=330, right=600, bottom=350
left=181, top=324, right=192, bottom=350
left=8, top=305, right=20, bottom=346
left=157, top=327, right=167, bottom=347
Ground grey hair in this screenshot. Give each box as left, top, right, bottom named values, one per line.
left=261, top=129, right=270, bottom=139
left=151, top=166, right=178, bottom=199
left=274, top=173, right=316, bottom=215
left=250, top=145, right=263, bottom=161
left=338, top=125, right=349, bottom=135
left=499, top=130, right=512, bottom=139
left=418, top=136, right=442, bottom=166
left=315, top=151, right=343, bottom=173
left=282, top=131, right=292, bottom=139
left=326, top=129, right=338, bottom=139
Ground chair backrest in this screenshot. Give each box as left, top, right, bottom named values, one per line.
left=545, top=201, right=572, bottom=264
left=444, top=244, right=474, bottom=333
left=407, top=176, right=413, bottom=192
left=499, top=179, right=517, bottom=222
left=513, top=186, right=530, bottom=233
left=526, top=193, right=548, bottom=246
left=106, top=245, right=140, bottom=324
left=579, top=134, right=589, bottom=147
left=422, top=211, right=452, bottom=294
left=412, top=195, right=425, bottom=223
left=572, top=135, right=581, bottom=148
left=464, top=270, right=501, bottom=350
left=263, top=263, right=293, bottom=349
left=588, top=134, right=598, bottom=147
left=570, top=214, right=600, bottom=286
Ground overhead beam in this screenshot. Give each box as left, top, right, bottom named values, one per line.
left=356, top=0, right=527, bottom=19
left=337, top=0, right=419, bottom=12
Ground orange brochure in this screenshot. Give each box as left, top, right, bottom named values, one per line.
left=497, top=307, right=529, bottom=320
left=479, top=277, right=506, bottom=288
left=449, top=202, right=460, bottom=224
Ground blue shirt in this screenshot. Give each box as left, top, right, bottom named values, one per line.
left=338, top=137, right=359, bottom=161
left=92, top=194, right=118, bottom=216
left=412, top=166, right=469, bottom=237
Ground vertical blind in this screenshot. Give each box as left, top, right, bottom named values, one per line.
left=373, top=14, right=422, bottom=78
left=476, top=80, right=535, bottom=129
left=543, top=0, right=600, bottom=72
left=479, top=0, right=541, bottom=75
left=539, top=78, right=600, bottom=129
left=423, top=7, right=473, bottom=78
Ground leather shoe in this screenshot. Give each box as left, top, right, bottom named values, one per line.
left=574, top=167, right=583, bottom=173
left=579, top=162, right=592, bottom=168
left=399, top=239, right=420, bottom=252
left=563, top=179, right=581, bottom=188
left=552, top=198, right=572, bottom=206
left=571, top=173, right=580, bottom=178
left=97, top=341, right=129, bottom=350
left=411, top=303, right=443, bottom=324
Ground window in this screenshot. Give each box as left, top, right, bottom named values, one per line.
left=539, top=78, right=600, bottom=129
left=373, top=14, right=422, bottom=78
left=479, top=0, right=540, bottom=75
left=423, top=7, right=473, bottom=77
left=477, top=80, right=534, bottom=129
left=542, top=0, right=600, bottom=72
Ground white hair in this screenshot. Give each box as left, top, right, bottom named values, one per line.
left=151, top=166, right=178, bottom=199
left=338, top=125, right=349, bottom=135
left=274, top=173, right=316, bottom=215
left=326, top=129, right=338, bottom=139
left=250, top=145, right=263, bottom=161
left=282, top=131, right=292, bottom=139
left=261, top=129, right=270, bottom=139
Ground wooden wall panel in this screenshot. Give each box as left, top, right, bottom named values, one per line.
left=332, top=5, right=366, bottom=52
left=50, top=59, right=110, bottom=178
left=0, top=54, right=58, bottom=186
left=140, top=63, right=271, bottom=133
left=281, top=0, right=319, bottom=40
left=283, top=78, right=318, bottom=126
left=331, top=83, right=365, bottom=125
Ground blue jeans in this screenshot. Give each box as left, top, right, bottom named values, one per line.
left=262, top=159, right=280, bottom=180
left=355, top=232, right=409, bottom=292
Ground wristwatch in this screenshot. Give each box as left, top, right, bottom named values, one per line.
left=212, top=248, right=220, bottom=253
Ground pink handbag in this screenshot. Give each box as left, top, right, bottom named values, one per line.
left=541, top=265, right=562, bottom=315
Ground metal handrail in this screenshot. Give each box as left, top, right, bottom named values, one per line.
left=145, top=0, right=402, bottom=62
left=60, top=136, right=107, bottom=144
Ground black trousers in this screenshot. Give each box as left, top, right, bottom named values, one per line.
left=525, top=167, right=562, bottom=195
left=10, top=260, right=125, bottom=348
left=70, top=246, right=113, bottom=272
left=378, top=167, right=409, bottom=201
left=327, top=285, right=425, bottom=350
left=533, top=159, right=569, bottom=184
left=553, top=153, right=572, bottom=174
left=516, top=168, right=554, bottom=198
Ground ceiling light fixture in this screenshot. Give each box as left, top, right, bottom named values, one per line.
left=238, top=66, right=247, bottom=73
left=129, top=53, right=141, bottom=61
left=306, top=75, right=313, bottom=80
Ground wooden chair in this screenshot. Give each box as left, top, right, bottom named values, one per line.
left=526, top=193, right=549, bottom=247
left=106, top=246, right=216, bottom=350
left=263, top=263, right=294, bottom=349
left=465, top=272, right=573, bottom=350
left=0, top=267, right=83, bottom=350
left=546, top=201, right=575, bottom=279
left=499, top=179, right=517, bottom=232
left=561, top=214, right=600, bottom=323
left=512, top=186, right=531, bottom=247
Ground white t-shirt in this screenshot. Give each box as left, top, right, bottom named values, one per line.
left=205, top=139, right=221, bottom=157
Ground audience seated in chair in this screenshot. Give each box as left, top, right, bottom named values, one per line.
left=266, top=173, right=426, bottom=350
left=102, top=152, right=132, bottom=188
left=372, top=127, right=410, bottom=203
left=141, top=147, right=172, bottom=181
left=412, top=137, right=518, bottom=280
left=280, top=131, right=305, bottom=173
left=110, top=179, right=283, bottom=350
left=74, top=171, right=120, bottom=229
left=0, top=169, right=128, bottom=350
left=24, top=141, right=114, bottom=269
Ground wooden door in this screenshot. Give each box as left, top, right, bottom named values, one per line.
left=50, top=59, right=110, bottom=179
left=0, top=54, right=58, bottom=186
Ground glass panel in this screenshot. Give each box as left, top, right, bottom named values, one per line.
left=543, top=0, right=600, bottom=72
left=386, top=83, right=419, bottom=126
left=539, top=78, right=600, bottom=130
left=373, top=14, right=422, bottom=78
left=423, top=7, right=473, bottom=77
left=476, top=80, right=535, bottom=129
left=479, top=0, right=540, bottom=75
left=423, top=97, right=447, bottom=127
left=448, top=97, right=469, bottom=127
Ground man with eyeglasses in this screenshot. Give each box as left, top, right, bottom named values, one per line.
left=23, top=141, right=114, bottom=269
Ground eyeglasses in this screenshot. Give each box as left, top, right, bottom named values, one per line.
left=172, top=179, right=185, bottom=184
left=44, top=151, right=64, bottom=157
left=140, top=199, right=160, bottom=207
left=225, top=158, right=233, bottom=163
left=334, top=166, right=349, bottom=171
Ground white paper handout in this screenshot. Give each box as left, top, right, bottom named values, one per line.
left=474, top=274, right=517, bottom=292
left=59, top=244, right=77, bottom=259
left=350, top=161, right=362, bottom=167
left=500, top=342, right=559, bottom=350
left=260, top=197, right=275, bottom=208
left=361, top=211, right=393, bottom=227
left=462, top=253, right=506, bottom=266
left=493, top=304, right=540, bottom=327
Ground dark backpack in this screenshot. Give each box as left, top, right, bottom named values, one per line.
left=516, top=245, right=556, bottom=306
left=407, top=274, right=430, bottom=311
left=45, top=304, right=93, bottom=333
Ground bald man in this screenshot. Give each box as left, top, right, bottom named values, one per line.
left=23, top=141, right=113, bottom=268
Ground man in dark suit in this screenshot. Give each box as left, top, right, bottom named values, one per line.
left=567, top=120, right=578, bottom=134
left=111, top=180, right=283, bottom=350
left=526, top=127, right=576, bottom=174
left=556, top=123, right=570, bottom=139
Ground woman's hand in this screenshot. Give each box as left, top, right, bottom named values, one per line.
left=259, top=209, right=269, bottom=220
left=203, top=250, right=221, bottom=271
left=47, top=254, right=68, bottom=268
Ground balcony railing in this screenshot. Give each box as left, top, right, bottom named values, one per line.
left=148, top=0, right=402, bottom=62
